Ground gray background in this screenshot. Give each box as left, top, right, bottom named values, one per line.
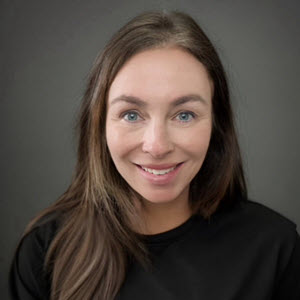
left=1, top=0, right=299, bottom=298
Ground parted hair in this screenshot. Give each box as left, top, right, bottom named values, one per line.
left=15, top=10, right=247, bottom=300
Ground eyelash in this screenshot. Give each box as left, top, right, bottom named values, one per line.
left=121, top=110, right=196, bottom=123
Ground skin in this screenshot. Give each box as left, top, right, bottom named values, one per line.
left=106, top=46, right=213, bottom=234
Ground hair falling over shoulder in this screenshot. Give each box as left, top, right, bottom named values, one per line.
left=20, top=10, right=247, bottom=299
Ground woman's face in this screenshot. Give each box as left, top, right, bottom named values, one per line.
left=106, top=46, right=212, bottom=207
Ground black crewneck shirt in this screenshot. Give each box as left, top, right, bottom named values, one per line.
left=10, top=199, right=300, bottom=299
left=138, top=213, right=199, bottom=257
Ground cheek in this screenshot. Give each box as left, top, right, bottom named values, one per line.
left=106, top=124, right=136, bottom=160
left=177, top=123, right=212, bottom=155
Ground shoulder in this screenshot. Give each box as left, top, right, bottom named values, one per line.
left=211, top=198, right=299, bottom=259
left=10, top=213, right=62, bottom=299
left=215, top=198, right=297, bottom=234
left=211, top=199, right=300, bottom=286
left=240, top=199, right=299, bottom=255
left=237, top=200, right=300, bottom=298
left=18, top=213, right=61, bottom=260
left=239, top=199, right=297, bottom=236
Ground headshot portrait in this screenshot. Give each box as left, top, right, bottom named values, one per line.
left=2, top=1, right=300, bottom=300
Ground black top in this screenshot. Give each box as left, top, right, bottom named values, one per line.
left=10, top=199, right=300, bottom=299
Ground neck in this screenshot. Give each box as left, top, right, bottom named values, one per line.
left=135, top=188, right=192, bottom=235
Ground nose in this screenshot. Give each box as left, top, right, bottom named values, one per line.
left=142, top=120, right=174, bottom=158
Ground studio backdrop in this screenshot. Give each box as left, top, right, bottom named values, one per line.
left=1, top=0, right=299, bottom=298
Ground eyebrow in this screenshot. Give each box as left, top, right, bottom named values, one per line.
left=110, top=94, right=208, bottom=108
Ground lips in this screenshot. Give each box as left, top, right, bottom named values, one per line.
left=135, top=162, right=184, bottom=185
left=136, top=163, right=182, bottom=170
left=141, top=165, right=176, bottom=175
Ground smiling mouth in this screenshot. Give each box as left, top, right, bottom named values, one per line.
left=136, top=163, right=183, bottom=175
left=141, top=166, right=176, bottom=175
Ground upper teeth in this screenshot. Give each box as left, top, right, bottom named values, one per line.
left=142, top=166, right=176, bottom=175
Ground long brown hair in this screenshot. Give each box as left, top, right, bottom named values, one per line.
left=19, top=10, right=247, bottom=299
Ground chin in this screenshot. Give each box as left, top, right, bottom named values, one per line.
left=139, top=190, right=183, bottom=205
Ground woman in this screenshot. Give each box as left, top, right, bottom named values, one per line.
left=9, top=10, right=300, bottom=300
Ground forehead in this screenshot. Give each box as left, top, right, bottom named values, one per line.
left=108, top=46, right=213, bottom=106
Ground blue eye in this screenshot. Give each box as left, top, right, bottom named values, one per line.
left=123, top=111, right=141, bottom=122
left=122, top=111, right=195, bottom=123
left=176, top=112, right=195, bottom=122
